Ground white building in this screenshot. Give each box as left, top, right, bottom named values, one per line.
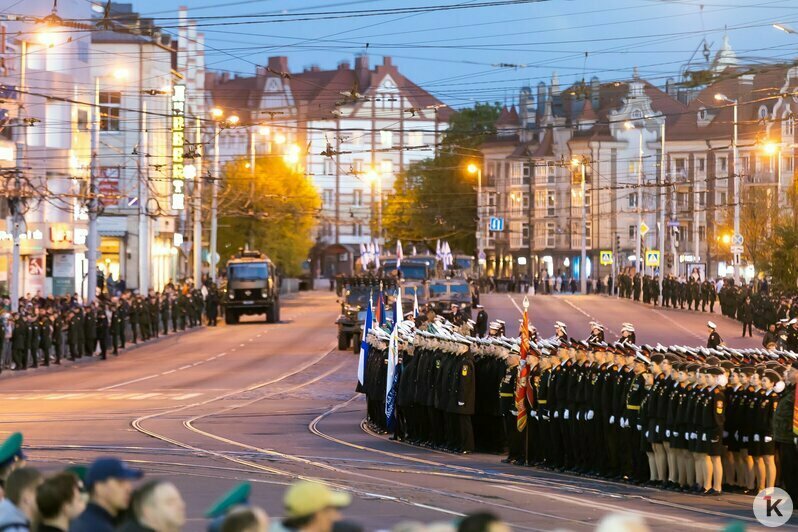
left=0, top=0, right=93, bottom=298
left=208, top=55, right=450, bottom=275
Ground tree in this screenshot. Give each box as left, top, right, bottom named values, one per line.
left=382, top=102, right=502, bottom=253
left=216, top=156, right=320, bottom=277
left=739, top=186, right=777, bottom=271
left=768, top=222, right=798, bottom=290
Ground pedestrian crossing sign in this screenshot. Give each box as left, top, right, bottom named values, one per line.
left=600, top=250, right=613, bottom=265
left=645, top=250, right=660, bottom=267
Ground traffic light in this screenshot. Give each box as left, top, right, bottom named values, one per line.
left=615, top=234, right=621, bottom=251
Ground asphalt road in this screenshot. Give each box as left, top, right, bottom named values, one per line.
left=0, top=290, right=775, bottom=531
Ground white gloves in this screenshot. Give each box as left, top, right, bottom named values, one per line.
left=609, top=416, right=615, bottom=425
left=564, top=409, right=570, bottom=420
left=554, top=411, right=559, bottom=419
left=764, top=436, right=773, bottom=443
left=701, top=433, right=707, bottom=442
left=587, top=410, right=595, bottom=420
left=754, top=434, right=760, bottom=442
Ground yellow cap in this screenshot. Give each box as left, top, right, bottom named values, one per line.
left=283, top=481, right=351, bottom=518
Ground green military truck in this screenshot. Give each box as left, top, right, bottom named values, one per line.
left=335, top=277, right=396, bottom=353
left=222, top=250, right=280, bottom=324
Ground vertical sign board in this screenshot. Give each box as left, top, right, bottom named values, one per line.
left=171, top=85, right=186, bottom=210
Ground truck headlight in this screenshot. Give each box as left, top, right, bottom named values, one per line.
left=262, top=289, right=268, bottom=297
left=229, top=293, right=234, bottom=300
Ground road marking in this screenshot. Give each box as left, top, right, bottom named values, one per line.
left=172, top=393, right=201, bottom=400
left=99, top=373, right=160, bottom=391
left=0, top=392, right=203, bottom=401
left=506, top=294, right=523, bottom=313
left=162, top=369, right=176, bottom=375
left=556, top=297, right=619, bottom=337
left=650, top=309, right=704, bottom=341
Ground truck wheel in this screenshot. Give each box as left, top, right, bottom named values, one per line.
left=225, top=311, right=238, bottom=325
left=352, top=332, right=361, bottom=354
left=266, top=303, right=280, bottom=324
left=338, top=331, right=351, bottom=350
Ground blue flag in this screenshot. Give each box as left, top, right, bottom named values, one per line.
left=385, top=294, right=404, bottom=430
left=356, top=298, right=373, bottom=389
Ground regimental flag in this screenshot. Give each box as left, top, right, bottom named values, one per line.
left=413, top=288, right=419, bottom=318
left=376, top=291, right=386, bottom=326
left=396, top=240, right=404, bottom=270
left=385, top=294, right=403, bottom=430
left=356, top=296, right=373, bottom=391
left=515, top=302, right=530, bottom=432
left=793, top=382, right=798, bottom=436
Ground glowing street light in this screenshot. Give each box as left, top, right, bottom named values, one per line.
left=227, top=114, right=240, bottom=126
left=721, top=234, right=732, bottom=245
left=773, top=23, right=797, bottom=35
left=36, top=29, right=58, bottom=47
left=762, top=142, right=778, bottom=156
left=210, top=107, right=224, bottom=119
left=466, top=162, right=478, bottom=175
left=112, top=68, right=129, bottom=81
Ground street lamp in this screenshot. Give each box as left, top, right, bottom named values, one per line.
left=572, top=157, right=588, bottom=293
left=209, top=108, right=240, bottom=283
left=624, top=121, right=644, bottom=275
left=773, top=23, right=797, bottom=34
left=714, top=93, right=740, bottom=283
left=467, top=162, right=483, bottom=277
left=761, top=140, right=783, bottom=201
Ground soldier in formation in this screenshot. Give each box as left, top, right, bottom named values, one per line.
left=359, top=315, right=798, bottom=499
left=0, top=282, right=213, bottom=372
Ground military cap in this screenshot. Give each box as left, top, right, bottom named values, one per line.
left=763, top=369, right=781, bottom=383
left=719, top=360, right=734, bottom=371
left=65, top=465, right=88, bottom=483
left=649, top=353, right=664, bottom=364
left=664, top=354, right=680, bottom=363
left=707, top=321, right=717, bottom=329
left=635, top=352, right=651, bottom=365
left=554, top=321, right=567, bottom=330
left=205, top=482, right=251, bottom=518
left=705, top=356, right=721, bottom=367
left=0, top=432, right=24, bottom=468
left=706, top=367, right=724, bottom=376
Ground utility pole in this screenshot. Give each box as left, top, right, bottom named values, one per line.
left=87, top=77, right=100, bottom=303
left=138, top=100, right=149, bottom=295
left=192, top=117, right=202, bottom=283
left=636, top=128, right=643, bottom=275
left=658, top=121, right=666, bottom=304
left=210, top=121, right=219, bottom=283
left=9, top=146, right=25, bottom=313
left=574, top=157, right=587, bottom=294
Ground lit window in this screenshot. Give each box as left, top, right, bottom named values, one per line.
left=99, top=91, right=121, bottom=131
left=380, top=130, right=393, bottom=148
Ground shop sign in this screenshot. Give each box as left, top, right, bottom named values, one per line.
left=171, top=84, right=187, bottom=210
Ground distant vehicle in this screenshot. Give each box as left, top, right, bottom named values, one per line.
left=453, top=255, right=476, bottom=276
left=222, top=250, right=280, bottom=324
left=427, top=278, right=472, bottom=320
left=335, top=277, right=396, bottom=353
left=380, top=258, right=430, bottom=281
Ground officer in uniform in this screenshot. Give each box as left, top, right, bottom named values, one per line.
left=553, top=322, right=568, bottom=343
left=500, top=354, right=522, bottom=464
left=619, top=323, right=636, bottom=345
left=475, top=305, right=488, bottom=338
left=52, top=310, right=64, bottom=365
left=39, top=314, right=52, bottom=367
left=707, top=321, right=723, bottom=349
left=96, top=305, right=109, bottom=359
left=587, top=322, right=605, bottom=343
left=84, top=306, right=97, bottom=356
left=111, top=302, right=123, bottom=355
left=11, top=313, right=27, bottom=370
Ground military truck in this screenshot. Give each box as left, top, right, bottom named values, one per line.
left=222, top=250, right=280, bottom=324
left=335, top=277, right=396, bottom=353
left=427, top=278, right=473, bottom=321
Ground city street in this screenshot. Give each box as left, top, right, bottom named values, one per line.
left=0, top=290, right=767, bottom=531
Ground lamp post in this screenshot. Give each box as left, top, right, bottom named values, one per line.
left=715, top=93, right=739, bottom=283
left=625, top=121, right=644, bottom=274
left=467, top=163, right=483, bottom=277
left=209, top=107, right=238, bottom=283
left=572, top=158, right=588, bottom=293
left=658, top=121, right=666, bottom=305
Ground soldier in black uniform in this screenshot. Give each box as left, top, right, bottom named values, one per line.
left=206, top=287, right=219, bottom=326
left=39, top=314, right=52, bottom=367
left=500, top=354, right=522, bottom=464
left=11, top=313, right=27, bottom=370
left=707, top=322, right=722, bottom=349
left=149, top=295, right=159, bottom=339
left=587, top=322, right=605, bottom=343
left=632, top=273, right=641, bottom=301
left=97, top=305, right=109, bottom=359
left=475, top=306, right=488, bottom=338
left=111, top=302, right=123, bottom=355
left=84, top=306, right=97, bottom=357
left=52, top=311, right=63, bottom=365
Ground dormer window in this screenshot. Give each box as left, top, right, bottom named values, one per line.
left=631, top=109, right=643, bottom=120
left=758, top=105, right=769, bottom=120
left=698, top=108, right=708, bottom=121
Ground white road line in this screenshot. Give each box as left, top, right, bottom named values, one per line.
left=506, top=294, right=523, bottom=313
left=650, top=309, right=705, bottom=341
left=172, top=393, right=201, bottom=400
left=162, top=369, right=176, bottom=375
left=99, top=373, right=160, bottom=391
left=557, top=297, right=619, bottom=337
left=178, top=365, right=192, bottom=370
left=129, top=393, right=161, bottom=400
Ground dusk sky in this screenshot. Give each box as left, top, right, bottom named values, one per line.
left=12, top=0, right=798, bottom=108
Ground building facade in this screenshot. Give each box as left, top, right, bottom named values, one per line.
left=208, top=55, right=450, bottom=275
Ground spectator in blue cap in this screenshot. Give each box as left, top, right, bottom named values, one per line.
left=69, top=458, right=142, bottom=532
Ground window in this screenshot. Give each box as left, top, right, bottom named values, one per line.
left=353, top=224, right=363, bottom=237
left=353, top=189, right=362, bottom=206
left=677, top=192, right=687, bottom=209
left=629, top=225, right=637, bottom=239
left=698, top=108, right=707, bottom=121
left=717, top=156, right=727, bottom=172
left=718, top=191, right=727, bottom=205
left=522, top=222, right=529, bottom=246
left=785, top=156, right=794, bottom=173
left=323, top=159, right=335, bottom=175
left=380, top=160, right=392, bottom=175
left=77, top=109, right=89, bottom=131
left=99, top=91, right=121, bottom=131
left=628, top=193, right=637, bottom=208
left=547, top=162, right=556, bottom=184
left=698, top=225, right=706, bottom=241
left=510, top=162, right=522, bottom=186
left=522, top=192, right=529, bottom=211
left=535, top=190, right=546, bottom=215
left=546, top=222, right=555, bottom=248
left=510, top=222, right=523, bottom=248
left=546, top=190, right=556, bottom=217
left=631, top=109, right=643, bottom=120
left=380, top=130, right=393, bottom=148
left=696, top=157, right=705, bottom=173
left=783, top=110, right=794, bottom=138
left=674, top=158, right=686, bottom=177
left=758, top=105, right=769, bottom=120
left=522, top=163, right=531, bottom=185
left=408, top=131, right=423, bottom=146
left=698, top=191, right=706, bottom=206
left=322, top=189, right=334, bottom=204
left=740, top=156, right=750, bottom=173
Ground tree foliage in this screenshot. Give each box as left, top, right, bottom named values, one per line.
left=382, top=102, right=502, bottom=253
left=216, top=156, right=320, bottom=277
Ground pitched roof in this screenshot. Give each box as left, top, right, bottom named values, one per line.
left=496, top=106, right=520, bottom=126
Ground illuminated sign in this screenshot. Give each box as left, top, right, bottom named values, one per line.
left=0, top=230, right=43, bottom=241
left=171, top=84, right=186, bottom=210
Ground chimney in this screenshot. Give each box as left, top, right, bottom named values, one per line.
left=536, top=81, right=546, bottom=119
left=382, top=56, right=392, bottom=67
left=338, top=60, right=350, bottom=70
left=355, top=55, right=369, bottom=72
left=355, top=54, right=370, bottom=93
left=268, top=56, right=289, bottom=74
